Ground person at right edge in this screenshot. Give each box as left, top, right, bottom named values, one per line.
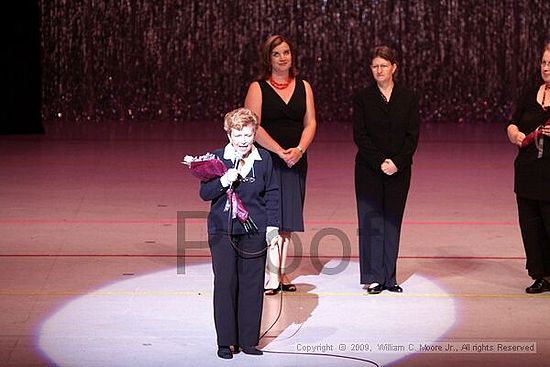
left=353, top=45, right=420, bottom=295
left=506, top=41, right=550, bottom=294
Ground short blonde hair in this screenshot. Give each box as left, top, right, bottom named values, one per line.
left=223, top=108, right=259, bottom=133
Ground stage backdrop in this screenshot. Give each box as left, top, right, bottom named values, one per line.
left=40, top=0, right=550, bottom=124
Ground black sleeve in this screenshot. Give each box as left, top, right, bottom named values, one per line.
left=391, top=91, right=420, bottom=170
left=352, top=90, right=386, bottom=170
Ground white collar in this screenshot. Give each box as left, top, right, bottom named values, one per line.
left=223, top=144, right=262, bottom=178
left=223, top=144, right=261, bottom=161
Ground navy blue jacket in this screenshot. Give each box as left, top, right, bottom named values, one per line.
left=200, top=147, right=279, bottom=234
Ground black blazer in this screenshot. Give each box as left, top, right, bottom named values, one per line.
left=353, top=83, right=420, bottom=172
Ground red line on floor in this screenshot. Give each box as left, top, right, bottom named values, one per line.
left=0, top=254, right=525, bottom=260
left=0, top=219, right=516, bottom=225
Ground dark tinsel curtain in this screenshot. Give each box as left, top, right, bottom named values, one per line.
left=40, top=0, right=550, bottom=124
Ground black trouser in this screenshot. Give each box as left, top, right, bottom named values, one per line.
left=209, top=232, right=266, bottom=347
left=355, top=164, right=411, bottom=285
left=516, top=196, right=550, bottom=279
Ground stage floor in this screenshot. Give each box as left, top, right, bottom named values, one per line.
left=1, top=121, right=549, bottom=366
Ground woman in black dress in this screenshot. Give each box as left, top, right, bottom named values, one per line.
left=506, top=42, right=550, bottom=293
left=353, top=45, right=420, bottom=294
left=244, top=35, right=317, bottom=295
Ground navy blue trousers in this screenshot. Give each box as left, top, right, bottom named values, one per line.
left=208, top=232, right=266, bottom=347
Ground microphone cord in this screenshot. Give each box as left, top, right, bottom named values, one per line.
left=222, top=159, right=379, bottom=366
left=226, top=207, right=379, bottom=367
left=259, top=239, right=284, bottom=340
left=262, top=349, right=380, bottom=366
left=223, top=156, right=282, bottom=340
left=226, top=188, right=268, bottom=257
left=258, top=243, right=379, bottom=366
left=226, top=155, right=267, bottom=257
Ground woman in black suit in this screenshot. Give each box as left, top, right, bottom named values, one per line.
left=353, top=45, right=420, bottom=294
left=199, top=108, right=281, bottom=358
left=506, top=42, right=550, bottom=294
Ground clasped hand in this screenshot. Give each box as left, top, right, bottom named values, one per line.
left=280, top=148, right=302, bottom=168
left=381, top=159, right=398, bottom=175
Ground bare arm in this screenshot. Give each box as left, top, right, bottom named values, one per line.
left=283, top=80, right=317, bottom=166
left=297, top=80, right=317, bottom=153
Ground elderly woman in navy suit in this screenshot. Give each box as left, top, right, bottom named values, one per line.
left=199, top=107, right=281, bottom=359
left=353, top=45, right=420, bottom=295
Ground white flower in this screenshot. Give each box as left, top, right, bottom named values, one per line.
left=181, top=155, right=194, bottom=166
left=181, top=152, right=217, bottom=166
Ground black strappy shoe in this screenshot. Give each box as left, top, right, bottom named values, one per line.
left=264, top=284, right=281, bottom=296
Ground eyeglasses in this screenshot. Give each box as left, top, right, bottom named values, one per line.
left=371, top=64, right=391, bottom=70
left=542, top=61, right=550, bottom=67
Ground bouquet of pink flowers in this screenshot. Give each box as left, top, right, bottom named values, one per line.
left=182, top=153, right=258, bottom=232
left=182, top=153, right=228, bottom=180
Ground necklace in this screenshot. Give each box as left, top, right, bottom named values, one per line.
left=543, top=85, right=550, bottom=110
left=269, top=77, right=292, bottom=90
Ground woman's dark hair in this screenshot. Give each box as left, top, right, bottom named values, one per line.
left=371, top=45, right=399, bottom=65
left=257, top=35, right=299, bottom=80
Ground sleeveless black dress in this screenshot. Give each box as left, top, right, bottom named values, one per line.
left=258, top=78, right=307, bottom=232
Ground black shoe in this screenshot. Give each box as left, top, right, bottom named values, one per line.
left=525, top=278, right=550, bottom=294
left=264, top=284, right=281, bottom=296
left=366, top=282, right=383, bottom=294
left=281, top=283, right=297, bottom=292
left=384, top=284, right=403, bottom=293
left=241, top=346, right=263, bottom=355
left=217, top=346, right=233, bottom=359
left=230, top=345, right=240, bottom=354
